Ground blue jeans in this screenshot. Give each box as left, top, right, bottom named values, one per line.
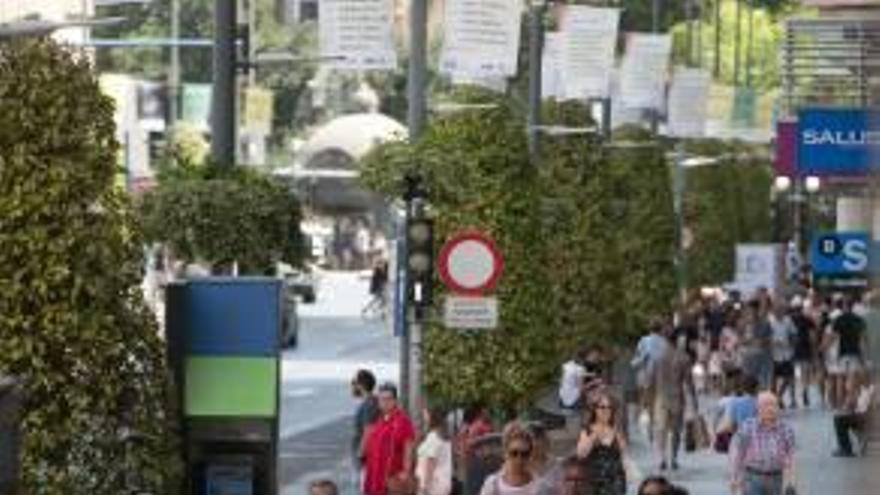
left=744, top=471, right=783, bottom=495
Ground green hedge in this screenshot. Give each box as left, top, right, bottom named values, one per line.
left=0, top=39, right=181, bottom=494
left=361, top=96, right=677, bottom=411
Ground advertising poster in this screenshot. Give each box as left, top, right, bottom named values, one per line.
left=559, top=6, right=620, bottom=99
left=441, top=0, right=522, bottom=79
left=319, top=0, right=397, bottom=70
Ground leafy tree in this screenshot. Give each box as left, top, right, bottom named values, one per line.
left=140, top=164, right=306, bottom=274
left=361, top=93, right=676, bottom=411
left=681, top=139, right=773, bottom=286
left=670, top=0, right=784, bottom=90
left=0, top=39, right=181, bottom=495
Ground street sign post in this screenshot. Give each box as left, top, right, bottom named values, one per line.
left=438, top=231, right=503, bottom=330
left=444, top=296, right=499, bottom=329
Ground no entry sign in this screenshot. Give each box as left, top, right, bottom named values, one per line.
left=438, top=230, right=503, bottom=295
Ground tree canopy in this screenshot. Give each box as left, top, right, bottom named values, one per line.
left=140, top=161, right=306, bottom=275
left=361, top=92, right=677, bottom=410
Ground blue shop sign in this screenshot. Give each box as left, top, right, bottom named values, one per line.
left=797, top=108, right=880, bottom=176
left=811, top=232, right=869, bottom=276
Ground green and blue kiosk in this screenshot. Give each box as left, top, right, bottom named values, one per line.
left=166, top=277, right=282, bottom=495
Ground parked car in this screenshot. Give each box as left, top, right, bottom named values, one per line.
left=281, top=289, right=299, bottom=349
left=279, top=265, right=318, bottom=304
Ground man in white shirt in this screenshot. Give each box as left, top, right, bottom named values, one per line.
left=559, top=351, right=588, bottom=409
left=832, top=370, right=875, bottom=457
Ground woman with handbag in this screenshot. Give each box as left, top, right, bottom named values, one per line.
left=479, top=423, right=537, bottom=495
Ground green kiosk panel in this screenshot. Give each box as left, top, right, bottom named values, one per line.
left=184, top=356, right=277, bottom=417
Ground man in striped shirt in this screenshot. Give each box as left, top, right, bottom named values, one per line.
left=729, top=392, right=796, bottom=495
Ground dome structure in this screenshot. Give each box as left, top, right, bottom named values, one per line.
left=296, top=113, right=407, bottom=169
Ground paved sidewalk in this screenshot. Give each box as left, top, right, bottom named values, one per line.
left=615, top=405, right=879, bottom=495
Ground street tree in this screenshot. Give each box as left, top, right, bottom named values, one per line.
left=0, top=39, right=181, bottom=495
left=361, top=92, right=677, bottom=412
left=140, top=164, right=306, bottom=275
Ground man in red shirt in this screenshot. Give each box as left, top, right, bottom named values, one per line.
left=363, top=383, right=416, bottom=495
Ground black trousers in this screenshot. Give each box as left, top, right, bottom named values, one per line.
left=834, top=412, right=865, bottom=454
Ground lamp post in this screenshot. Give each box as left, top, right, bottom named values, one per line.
left=772, top=175, right=821, bottom=256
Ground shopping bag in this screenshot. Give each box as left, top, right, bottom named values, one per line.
left=714, top=430, right=733, bottom=453
left=694, top=415, right=711, bottom=450
left=685, top=419, right=697, bottom=452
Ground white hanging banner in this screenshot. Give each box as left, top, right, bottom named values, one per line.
left=441, top=0, right=522, bottom=80
left=619, top=33, right=672, bottom=109
left=318, top=0, right=397, bottom=70
left=559, top=6, right=620, bottom=100
left=542, top=32, right=564, bottom=99
left=666, top=67, right=711, bottom=137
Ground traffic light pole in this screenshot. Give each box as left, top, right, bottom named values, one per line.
left=211, top=0, right=237, bottom=166
left=402, top=0, right=429, bottom=421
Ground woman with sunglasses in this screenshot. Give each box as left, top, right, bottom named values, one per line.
left=479, top=423, right=537, bottom=495
left=576, top=395, right=627, bottom=495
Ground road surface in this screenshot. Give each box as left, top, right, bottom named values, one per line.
left=279, top=271, right=398, bottom=495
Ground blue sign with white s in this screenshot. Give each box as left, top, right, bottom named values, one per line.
left=797, top=108, right=879, bottom=176
left=811, top=232, right=869, bottom=276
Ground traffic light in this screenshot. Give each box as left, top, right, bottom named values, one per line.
left=406, top=216, right=434, bottom=307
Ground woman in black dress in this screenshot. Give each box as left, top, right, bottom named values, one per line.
left=576, top=394, right=627, bottom=495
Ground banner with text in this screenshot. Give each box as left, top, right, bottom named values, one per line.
left=182, top=84, right=212, bottom=132
left=797, top=107, right=879, bottom=176
left=441, top=0, right=522, bottom=80
left=619, top=33, right=671, bottom=110
left=666, top=67, right=710, bottom=137
left=542, top=32, right=564, bottom=99
left=319, top=0, right=397, bottom=70
left=559, top=6, right=620, bottom=100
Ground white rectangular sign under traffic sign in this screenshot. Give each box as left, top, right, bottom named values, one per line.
left=443, top=296, right=499, bottom=330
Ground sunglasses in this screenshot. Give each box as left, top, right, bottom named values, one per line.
left=507, top=449, right=531, bottom=459
left=596, top=404, right=613, bottom=410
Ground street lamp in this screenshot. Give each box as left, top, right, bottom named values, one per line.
left=774, top=175, right=792, bottom=192
left=772, top=175, right=822, bottom=255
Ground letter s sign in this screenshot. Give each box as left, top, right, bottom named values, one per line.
left=812, top=232, right=870, bottom=276
left=842, top=238, right=868, bottom=272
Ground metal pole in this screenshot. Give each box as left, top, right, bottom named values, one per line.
left=673, top=147, right=687, bottom=302
left=652, top=0, right=661, bottom=33
left=168, top=0, right=180, bottom=124
left=734, top=0, right=742, bottom=86
left=400, top=205, right=412, bottom=415
left=527, top=3, right=545, bottom=165
left=407, top=0, right=428, bottom=140
left=247, top=0, right=256, bottom=86
left=714, top=0, right=721, bottom=77
left=211, top=0, right=237, bottom=166
left=403, top=0, right=429, bottom=419
left=685, top=0, right=693, bottom=66
left=793, top=180, right=804, bottom=255
left=745, top=0, right=754, bottom=88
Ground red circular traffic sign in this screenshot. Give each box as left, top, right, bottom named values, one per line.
left=438, top=230, right=503, bottom=295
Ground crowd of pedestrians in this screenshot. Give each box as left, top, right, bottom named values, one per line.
left=311, top=287, right=873, bottom=495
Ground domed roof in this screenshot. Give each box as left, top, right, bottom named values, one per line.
left=297, top=113, right=407, bottom=168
